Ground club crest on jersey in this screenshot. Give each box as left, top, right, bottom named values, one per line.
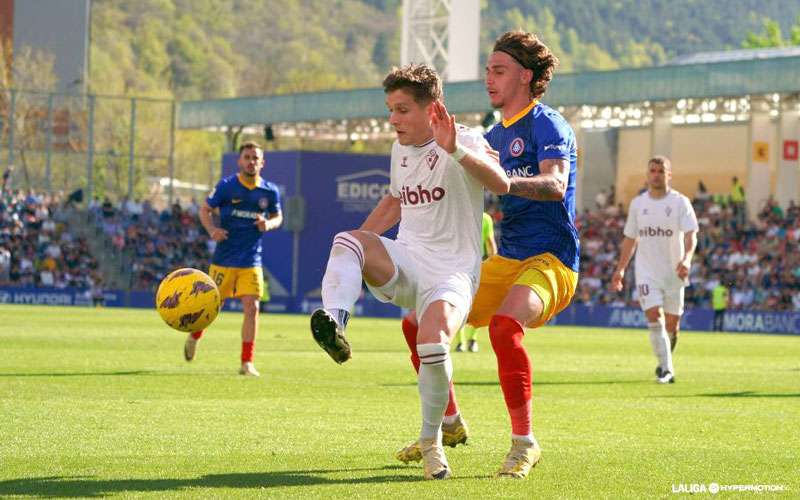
left=425, top=150, right=440, bottom=170
left=642, top=208, right=648, bottom=215
left=665, top=206, right=672, bottom=216
left=509, top=137, right=525, bottom=157
left=401, top=156, right=408, bottom=168
left=259, top=197, right=268, bottom=209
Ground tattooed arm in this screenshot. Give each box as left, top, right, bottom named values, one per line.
left=508, top=158, right=569, bottom=201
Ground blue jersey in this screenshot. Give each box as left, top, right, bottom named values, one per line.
left=484, top=101, right=580, bottom=271
left=207, top=174, right=281, bottom=268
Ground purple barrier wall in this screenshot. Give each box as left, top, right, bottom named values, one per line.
left=550, top=304, right=799, bottom=335
left=3, top=286, right=797, bottom=334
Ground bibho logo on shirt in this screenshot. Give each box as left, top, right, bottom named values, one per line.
left=639, top=226, right=674, bottom=237
left=399, top=184, right=445, bottom=206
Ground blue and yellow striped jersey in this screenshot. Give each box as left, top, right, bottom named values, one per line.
left=484, top=101, right=580, bottom=271
left=207, top=174, right=281, bottom=268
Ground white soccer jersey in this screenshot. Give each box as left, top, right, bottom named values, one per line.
left=623, top=189, right=699, bottom=289
left=389, top=126, right=492, bottom=279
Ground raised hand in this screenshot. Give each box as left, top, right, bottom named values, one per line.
left=429, top=99, right=457, bottom=154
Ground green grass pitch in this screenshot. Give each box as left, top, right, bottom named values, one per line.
left=0, top=304, right=798, bottom=498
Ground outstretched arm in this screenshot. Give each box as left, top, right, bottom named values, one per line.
left=360, top=194, right=401, bottom=234
left=430, top=100, right=510, bottom=195
left=508, top=158, right=569, bottom=201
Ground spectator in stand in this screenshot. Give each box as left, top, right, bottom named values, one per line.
left=0, top=245, right=10, bottom=284
left=730, top=176, right=746, bottom=225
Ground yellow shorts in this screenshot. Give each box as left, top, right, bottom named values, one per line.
left=467, top=252, right=578, bottom=328
left=208, top=265, right=264, bottom=300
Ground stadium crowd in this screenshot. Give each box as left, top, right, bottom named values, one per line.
left=5, top=184, right=799, bottom=313
left=88, top=196, right=213, bottom=291
left=0, top=189, right=102, bottom=290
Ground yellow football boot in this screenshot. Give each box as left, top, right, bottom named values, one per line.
left=495, top=439, right=542, bottom=479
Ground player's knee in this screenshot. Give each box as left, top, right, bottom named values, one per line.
left=241, top=297, right=259, bottom=315
left=417, top=327, right=448, bottom=345
left=644, top=307, right=663, bottom=322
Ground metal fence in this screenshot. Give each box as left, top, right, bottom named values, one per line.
left=0, top=89, right=177, bottom=205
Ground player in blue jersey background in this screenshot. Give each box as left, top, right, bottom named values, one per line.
left=184, top=141, right=283, bottom=377
left=470, top=30, right=580, bottom=478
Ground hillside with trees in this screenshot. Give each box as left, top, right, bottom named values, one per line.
left=89, top=0, right=800, bottom=100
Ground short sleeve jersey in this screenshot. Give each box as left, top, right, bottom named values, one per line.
left=623, top=189, right=699, bottom=289
left=484, top=101, right=580, bottom=271
left=389, top=126, right=491, bottom=279
left=206, top=174, right=281, bottom=268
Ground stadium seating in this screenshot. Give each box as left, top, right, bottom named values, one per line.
left=0, top=189, right=101, bottom=290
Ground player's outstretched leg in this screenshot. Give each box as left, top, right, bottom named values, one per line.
left=489, top=314, right=541, bottom=478
left=311, top=232, right=366, bottom=364
left=184, top=330, right=203, bottom=361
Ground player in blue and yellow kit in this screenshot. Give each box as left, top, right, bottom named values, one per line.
left=184, top=141, right=283, bottom=376
left=475, top=30, right=580, bottom=479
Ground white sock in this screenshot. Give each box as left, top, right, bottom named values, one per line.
left=648, top=320, right=674, bottom=374
left=442, top=413, right=459, bottom=425
left=511, top=433, right=538, bottom=447
left=417, top=343, right=452, bottom=441
left=321, top=232, right=364, bottom=318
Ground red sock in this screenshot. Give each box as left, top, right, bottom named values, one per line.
left=241, top=341, right=254, bottom=362
left=489, top=314, right=531, bottom=436
left=191, top=330, right=204, bottom=340
left=401, top=317, right=421, bottom=372
left=401, top=316, right=459, bottom=417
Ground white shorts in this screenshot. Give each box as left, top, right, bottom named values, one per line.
left=636, top=281, right=685, bottom=316
left=365, top=236, right=476, bottom=323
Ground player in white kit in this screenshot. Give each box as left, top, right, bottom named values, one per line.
left=610, top=156, right=698, bottom=384
left=309, top=64, right=510, bottom=479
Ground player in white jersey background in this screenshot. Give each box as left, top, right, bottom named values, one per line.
left=309, top=63, right=510, bottom=480
left=610, top=156, right=698, bottom=384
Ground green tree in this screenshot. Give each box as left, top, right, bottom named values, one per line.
left=743, top=16, right=800, bottom=47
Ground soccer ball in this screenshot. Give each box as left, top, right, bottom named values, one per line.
left=156, top=268, right=221, bottom=332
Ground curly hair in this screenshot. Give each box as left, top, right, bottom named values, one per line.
left=382, top=64, right=443, bottom=103
left=493, top=31, right=559, bottom=99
